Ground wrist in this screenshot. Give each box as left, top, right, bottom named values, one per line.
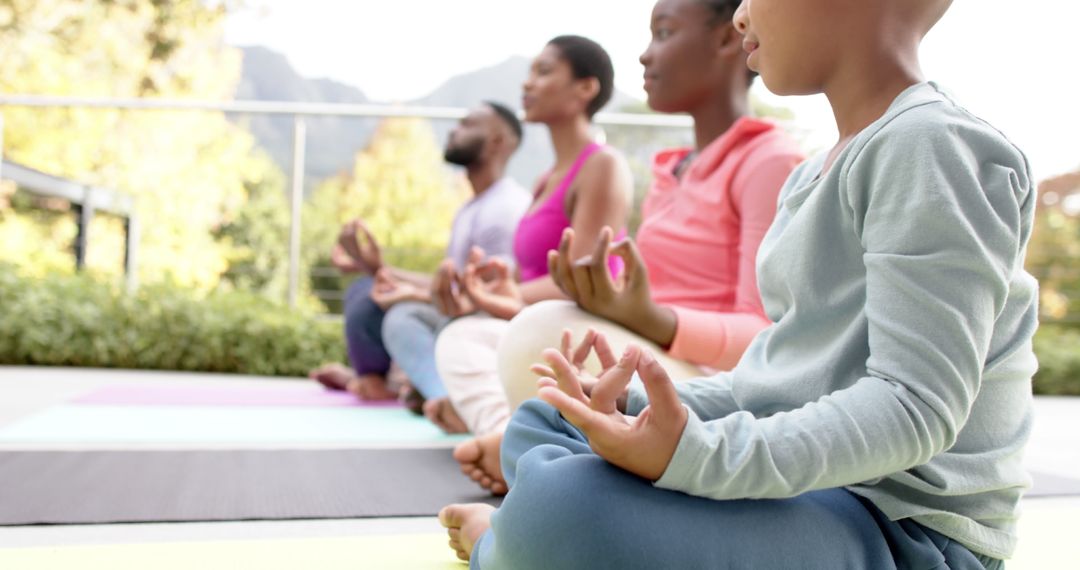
left=482, top=297, right=522, bottom=320
left=630, top=302, right=677, bottom=348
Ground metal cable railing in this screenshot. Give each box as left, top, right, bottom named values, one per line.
left=0, top=95, right=697, bottom=307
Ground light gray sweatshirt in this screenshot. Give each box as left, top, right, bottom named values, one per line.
left=627, top=82, right=1038, bottom=560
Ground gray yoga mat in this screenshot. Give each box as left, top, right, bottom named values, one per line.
left=0, top=450, right=1074, bottom=526
left=0, top=449, right=500, bottom=526
left=1027, top=470, right=1080, bottom=498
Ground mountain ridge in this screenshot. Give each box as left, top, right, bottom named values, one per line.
left=231, top=45, right=642, bottom=191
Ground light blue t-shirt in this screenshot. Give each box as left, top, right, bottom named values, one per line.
left=628, top=82, right=1038, bottom=560
left=446, top=177, right=531, bottom=269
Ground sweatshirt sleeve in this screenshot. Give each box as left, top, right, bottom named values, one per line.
left=650, top=115, right=1032, bottom=500
left=665, top=146, right=802, bottom=370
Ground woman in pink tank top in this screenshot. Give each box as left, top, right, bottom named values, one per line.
left=476, top=35, right=632, bottom=312
left=433, top=35, right=632, bottom=319
left=513, top=140, right=618, bottom=282
left=421, top=35, right=633, bottom=432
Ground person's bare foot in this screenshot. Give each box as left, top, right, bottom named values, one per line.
left=453, top=431, right=507, bottom=495
left=308, top=363, right=356, bottom=391
left=438, top=503, right=495, bottom=562
left=385, top=362, right=410, bottom=395
left=344, top=373, right=397, bottom=401
left=422, top=397, right=469, bottom=434
left=400, top=385, right=426, bottom=416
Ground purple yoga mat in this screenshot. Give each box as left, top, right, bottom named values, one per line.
left=71, top=384, right=402, bottom=408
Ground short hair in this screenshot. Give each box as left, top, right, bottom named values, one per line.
left=698, top=0, right=758, bottom=85
left=546, top=35, right=615, bottom=119
left=484, top=100, right=524, bottom=148
left=698, top=0, right=741, bottom=21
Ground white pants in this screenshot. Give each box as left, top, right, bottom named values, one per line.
left=435, top=300, right=703, bottom=436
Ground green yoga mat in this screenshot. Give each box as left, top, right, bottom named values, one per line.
left=1, top=506, right=1078, bottom=570
left=0, top=534, right=465, bottom=570
left=0, top=405, right=466, bottom=445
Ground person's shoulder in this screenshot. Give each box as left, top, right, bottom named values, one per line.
left=755, top=122, right=803, bottom=156
left=840, top=83, right=1034, bottom=207
left=739, top=121, right=805, bottom=169
left=585, top=145, right=630, bottom=171
left=480, top=178, right=532, bottom=213
left=652, top=146, right=692, bottom=170
left=494, top=177, right=530, bottom=197
left=577, top=144, right=632, bottom=185
left=857, top=83, right=1026, bottom=165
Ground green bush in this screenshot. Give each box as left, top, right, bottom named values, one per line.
left=2, top=265, right=1078, bottom=393
left=0, top=266, right=345, bottom=377
left=1033, top=325, right=1080, bottom=396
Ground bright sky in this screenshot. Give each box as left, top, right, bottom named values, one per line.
left=225, top=0, right=1080, bottom=182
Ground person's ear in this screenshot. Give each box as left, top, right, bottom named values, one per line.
left=714, top=21, right=743, bottom=58
left=576, top=77, right=601, bottom=110
left=491, top=130, right=507, bottom=154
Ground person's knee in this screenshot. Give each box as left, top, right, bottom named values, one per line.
left=345, top=276, right=375, bottom=298
left=433, top=318, right=473, bottom=369
left=501, top=301, right=580, bottom=353
left=433, top=329, right=454, bottom=375
left=485, top=448, right=620, bottom=568
left=504, top=399, right=562, bottom=445
left=498, top=301, right=585, bottom=407
left=500, top=399, right=592, bottom=472
left=381, top=301, right=426, bottom=340
left=343, top=278, right=379, bottom=322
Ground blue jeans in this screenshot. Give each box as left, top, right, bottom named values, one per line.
left=381, top=301, right=451, bottom=399
left=471, top=399, right=1002, bottom=570
left=343, top=277, right=390, bottom=376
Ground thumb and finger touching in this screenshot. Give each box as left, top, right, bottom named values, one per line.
left=569, top=328, right=597, bottom=370
left=592, top=332, right=618, bottom=370
left=589, top=345, right=639, bottom=415
left=587, top=227, right=616, bottom=297
left=637, top=349, right=683, bottom=427
left=540, top=348, right=588, bottom=403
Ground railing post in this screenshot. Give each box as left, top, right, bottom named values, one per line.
left=287, top=116, right=306, bottom=307
left=124, top=213, right=139, bottom=293
left=73, top=186, right=94, bottom=271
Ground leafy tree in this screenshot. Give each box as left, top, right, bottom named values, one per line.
left=303, top=117, right=469, bottom=311
left=0, top=0, right=282, bottom=290
left=1027, top=169, right=1080, bottom=325
left=214, top=153, right=291, bottom=300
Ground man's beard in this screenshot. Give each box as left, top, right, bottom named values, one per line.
left=444, top=138, right=484, bottom=167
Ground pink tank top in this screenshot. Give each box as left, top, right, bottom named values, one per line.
left=513, top=142, right=624, bottom=282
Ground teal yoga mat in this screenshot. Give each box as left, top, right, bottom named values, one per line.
left=0, top=405, right=466, bottom=445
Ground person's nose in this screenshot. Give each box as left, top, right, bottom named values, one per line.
left=733, top=0, right=750, bottom=35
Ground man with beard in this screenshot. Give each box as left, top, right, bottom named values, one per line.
left=309, top=102, right=529, bottom=411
